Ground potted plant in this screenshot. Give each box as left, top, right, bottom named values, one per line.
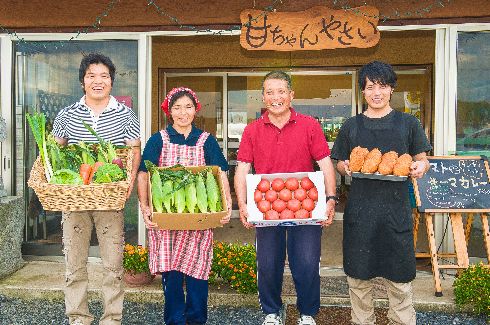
left=122, top=243, right=155, bottom=286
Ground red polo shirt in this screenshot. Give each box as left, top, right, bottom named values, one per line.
left=237, top=108, right=330, bottom=174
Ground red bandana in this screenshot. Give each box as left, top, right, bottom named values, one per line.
left=160, top=87, right=202, bottom=116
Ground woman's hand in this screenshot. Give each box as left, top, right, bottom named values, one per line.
left=220, top=197, right=232, bottom=225
left=140, top=204, right=159, bottom=229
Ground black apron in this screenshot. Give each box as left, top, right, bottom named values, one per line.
left=343, top=111, right=416, bottom=283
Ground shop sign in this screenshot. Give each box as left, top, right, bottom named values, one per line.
left=240, top=6, right=380, bottom=51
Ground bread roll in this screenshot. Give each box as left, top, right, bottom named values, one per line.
left=377, top=151, right=399, bottom=175
left=393, top=153, right=412, bottom=176
left=361, top=148, right=382, bottom=173
left=349, top=146, right=369, bottom=172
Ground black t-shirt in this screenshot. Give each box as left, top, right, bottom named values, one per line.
left=331, top=110, right=432, bottom=161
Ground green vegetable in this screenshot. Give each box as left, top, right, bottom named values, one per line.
left=206, top=170, right=222, bottom=212
left=151, top=171, right=164, bottom=213
left=196, top=174, right=208, bottom=213
left=174, top=181, right=186, bottom=213
left=47, top=134, right=62, bottom=172
left=78, top=142, right=96, bottom=165
left=185, top=181, right=198, bottom=213
left=26, top=112, right=53, bottom=181
left=50, top=169, right=83, bottom=185
left=162, top=180, right=174, bottom=213
left=93, top=163, right=125, bottom=183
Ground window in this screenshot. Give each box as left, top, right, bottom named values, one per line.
left=456, top=31, right=490, bottom=155
left=15, top=40, right=139, bottom=254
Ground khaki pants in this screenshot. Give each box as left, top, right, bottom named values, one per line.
left=62, top=210, right=125, bottom=325
left=347, top=276, right=416, bottom=325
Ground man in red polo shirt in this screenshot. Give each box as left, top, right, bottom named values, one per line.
left=234, top=71, right=337, bottom=325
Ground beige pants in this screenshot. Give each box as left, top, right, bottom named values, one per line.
left=347, top=276, right=416, bottom=325
left=62, top=210, right=125, bottom=325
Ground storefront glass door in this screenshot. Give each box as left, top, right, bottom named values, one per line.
left=14, top=40, right=139, bottom=255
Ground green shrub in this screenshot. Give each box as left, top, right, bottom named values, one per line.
left=210, top=241, right=257, bottom=294
left=453, top=262, right=490, bottom=317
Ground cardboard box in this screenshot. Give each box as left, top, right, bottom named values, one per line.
left=246, top=171, right=327, bottom=227
left=149, top=166, right=227, bottom=230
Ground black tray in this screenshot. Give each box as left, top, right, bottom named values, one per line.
left=351, top=172, right=408, bottom=182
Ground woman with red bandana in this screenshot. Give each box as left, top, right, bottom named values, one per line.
left=137, top=87, right=232, bottom=325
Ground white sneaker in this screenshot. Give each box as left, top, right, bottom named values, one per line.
left=297, top=314, right=316, bottom=325
left=262, top=313, right=283, bottom=325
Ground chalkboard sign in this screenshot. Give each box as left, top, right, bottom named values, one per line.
left=412, top=156, right=490, bottom=212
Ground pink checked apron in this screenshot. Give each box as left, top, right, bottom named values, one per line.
left=147, top=129, right=213, bottom=280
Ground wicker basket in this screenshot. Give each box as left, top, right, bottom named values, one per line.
left=27, top=148, right=134, bottom=211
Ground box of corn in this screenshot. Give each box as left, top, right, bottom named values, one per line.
left=147, top=162, right=228, bottom=230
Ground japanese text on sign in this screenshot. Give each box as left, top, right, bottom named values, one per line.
left=240, top=6, right=380, bottom=51
left=414, top=157, right=490, bottom=211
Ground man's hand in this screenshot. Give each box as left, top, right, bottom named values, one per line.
left=140, top=204, right=158, bottom=229
left=126, top=181, right=135, bottom=199
left=320, top=199, right=336, bottom=227
left=343, top=160, right=352, bottom=176
left=239, top=205, right=254, bottom=229
left=410, top=160, right=427, bottom=179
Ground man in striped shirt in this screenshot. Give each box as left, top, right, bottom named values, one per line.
left=52, top=53, right=140, bottom=325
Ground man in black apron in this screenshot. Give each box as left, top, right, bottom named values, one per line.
left=331, top=61, right=431, bottom=325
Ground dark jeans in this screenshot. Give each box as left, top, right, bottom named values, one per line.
left=256, top=225, right=322, bottom=316
left=162, top=271, right=208, bottom=325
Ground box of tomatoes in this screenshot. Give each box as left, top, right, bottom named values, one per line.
left=246, top=171, right=327, bottom=227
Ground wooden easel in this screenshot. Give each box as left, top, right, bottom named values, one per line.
left=412, top=156, right=490, bottom=296
left=422, top=211, right=489, bottom=296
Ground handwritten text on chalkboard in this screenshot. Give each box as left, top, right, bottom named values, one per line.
left=414, top=157, right=490, bottom=211
left=240, top=6, right=380, bottom=51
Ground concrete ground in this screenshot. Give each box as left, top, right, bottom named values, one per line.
left=0, top=219, right=461, bottom=315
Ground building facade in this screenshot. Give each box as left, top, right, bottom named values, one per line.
left=0, top=0, right=489, bottom=258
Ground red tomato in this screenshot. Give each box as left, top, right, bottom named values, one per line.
left=271, top=178, right=285, bottom=192
left=257, top=200, right=271, bottom=213
left=295, top=209, right=310, bottom=219
left=280, top=209, right=294, bottom=219
left=265, top=209, right=280, bottom=220
left=265, top=190, right=278, bottom=202
left=285, top=177, right=300, bottom=191
left=301, top=198, right=315, bottom=211
left=272, top=199, right=287, bottom=213
left=254, top=189, right=263, bottom=203
left=287, top=199, right=301, bottom=212
left=257, top=179, right=271, bottom=193
left=300, top=177, right=314, bottom=190
left=294, top=188, right=307, bottom=201
left=308, top=187, right=318, bottom=201
left=278, top=188, right=292, bottom=201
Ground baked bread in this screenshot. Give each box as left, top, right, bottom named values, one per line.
left=393, top=153, right=412, bottom=176
left=361, top=148, right=382, bottom=173
left=377, top=151, right=399, bottom=175
left=349, top=146, right=369, bottom=172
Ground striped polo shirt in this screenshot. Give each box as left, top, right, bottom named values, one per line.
left=52, top=95, right=140, bottom=145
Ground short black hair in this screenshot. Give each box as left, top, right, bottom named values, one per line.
left=169, top=90, right=198, bottom=109
left=359, top=60, right=397, bottom=90
left=79, top=53, right=116, bottom=86
left=263, top=70, right=292, bottom=93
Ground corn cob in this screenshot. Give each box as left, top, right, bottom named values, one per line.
left=185, top=180, right=198, bottom=213
left=151, top=171, right=164, bottom=213
left=162, top=179, right=173, bottom=213
left=174, top=181, right=186, bottom=213
left=195, top=173, right=208, bottom=213
left=206, top=170, right=222, bottom=212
